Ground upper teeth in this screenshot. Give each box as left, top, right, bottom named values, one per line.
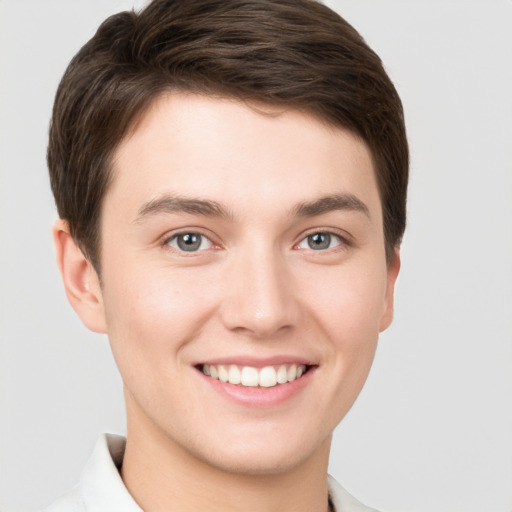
left=202, top=364, right=307, bottom=388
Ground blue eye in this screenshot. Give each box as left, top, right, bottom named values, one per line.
left=298, top=232, right=342, bottom=251
left=167, top=233, right=212, bottom=252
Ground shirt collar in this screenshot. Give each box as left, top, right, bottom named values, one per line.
left=78, top=434, right=142, bottom=511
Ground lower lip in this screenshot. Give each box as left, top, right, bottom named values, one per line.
left=196, top=367, right=315, bottom=407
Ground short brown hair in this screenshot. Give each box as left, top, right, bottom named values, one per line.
left=48, top=0, right=408, bottom=271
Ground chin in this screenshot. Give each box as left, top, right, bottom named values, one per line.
left=200, top=447, right=311, bottom=476
left=186, top=427, right=331, bottom=476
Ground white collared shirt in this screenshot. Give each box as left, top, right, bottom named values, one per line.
left=43, top=434, right=378, bottom=512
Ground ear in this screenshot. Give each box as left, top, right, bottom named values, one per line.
left=53, top=219, right=107, bottom=333
left=379, top=248, right=401, bottom=332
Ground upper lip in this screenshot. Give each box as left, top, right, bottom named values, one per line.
left=193, top=355, right=317, bottom=368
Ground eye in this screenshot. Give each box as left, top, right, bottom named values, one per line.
left=167, top=232, right=213, bottom=252
left=297, top=232, right=343, bottom=251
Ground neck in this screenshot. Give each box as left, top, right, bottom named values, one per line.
left=121, top=397, right=332, bottom=512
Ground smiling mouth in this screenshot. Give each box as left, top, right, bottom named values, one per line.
left=197, top=363, right=311, bottom=388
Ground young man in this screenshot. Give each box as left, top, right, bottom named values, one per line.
left=46, top=0, right=408, bottom=510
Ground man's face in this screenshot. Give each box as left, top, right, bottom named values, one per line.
left=94, top=92, right=398, bottom=474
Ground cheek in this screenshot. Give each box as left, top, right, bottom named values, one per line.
left=307, top=259, right=388, bottom=342
left=308, top=260, right=387, bottom=384
left=101, top=262, right=220, bottom=367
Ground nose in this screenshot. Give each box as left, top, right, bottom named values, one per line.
left=219, top=244, right=300, bottom=338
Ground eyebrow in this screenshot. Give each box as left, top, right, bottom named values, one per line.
left=292, top=193, right=370, bottom=219
left=134, top=195, right=233, bottom=222
left=134, top=192, right=370, bottom=223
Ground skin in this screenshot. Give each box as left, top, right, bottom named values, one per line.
left=54, top=92, right=400, bottom=512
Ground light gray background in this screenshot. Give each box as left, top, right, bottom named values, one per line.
left=1, top=1, right=511, bottom=511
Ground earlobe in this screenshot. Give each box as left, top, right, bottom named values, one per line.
left=379, top=248, right=401, bottom=332
left=53, top=219, right=107, bottom=334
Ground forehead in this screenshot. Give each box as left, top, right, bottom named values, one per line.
left=107, top=92, right=380, bottom=221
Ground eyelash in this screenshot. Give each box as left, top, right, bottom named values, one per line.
left=163, top=229, right=350, bottom=254
left=164, top=231, right=216, bottom=253
left=295, top=231, right=348, bottom=252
